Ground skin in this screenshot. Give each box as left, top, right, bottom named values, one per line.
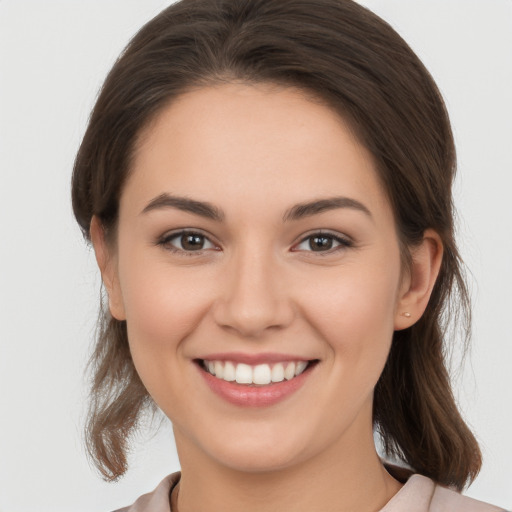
left=91, top=82, right=442, bottom=512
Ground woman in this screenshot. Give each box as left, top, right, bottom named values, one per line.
left=71, top=0, right=507, bottom=510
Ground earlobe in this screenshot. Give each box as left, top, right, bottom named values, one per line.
left=89, top=216, right=126, bottom=321
left=394, top=229, right=443, bottom=330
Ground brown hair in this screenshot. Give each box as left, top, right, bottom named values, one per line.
left=72, top=0, right=481, bottom=487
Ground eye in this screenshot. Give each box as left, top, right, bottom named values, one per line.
left=293, top=232, right=353, bottom=253
left=158, top=230, right=217, bottom=253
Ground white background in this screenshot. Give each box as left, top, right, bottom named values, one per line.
left=0, top=1, right=511, bottom=511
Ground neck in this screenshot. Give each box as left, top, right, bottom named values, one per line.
left=174, top=420, right=402, bottom=512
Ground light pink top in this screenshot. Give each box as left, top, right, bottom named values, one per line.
left=113, top=472, right=507, bottom=512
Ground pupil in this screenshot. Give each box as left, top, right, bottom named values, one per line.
left=310, top=236, right=332, bottom=251
left=182, top=234, right=204, bottom=250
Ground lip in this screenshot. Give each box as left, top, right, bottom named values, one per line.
left=195, top=358, right=318, bottom=407
left=196, top=352, right=313, bottom=365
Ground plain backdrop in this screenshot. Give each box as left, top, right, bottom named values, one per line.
left=0, top=1, right=511, bottom=511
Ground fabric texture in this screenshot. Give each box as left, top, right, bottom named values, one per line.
left=112, top=471, right=507, bottom=512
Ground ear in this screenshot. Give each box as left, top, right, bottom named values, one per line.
left=394, top=229, right=443, bottom=330
left=89, top=216, right=126, bottom=321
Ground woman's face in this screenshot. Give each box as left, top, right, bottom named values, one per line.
left=100, top=82, right=412, bottom=473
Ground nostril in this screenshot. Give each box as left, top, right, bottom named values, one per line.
left=211, top=298, right=295, bottom=338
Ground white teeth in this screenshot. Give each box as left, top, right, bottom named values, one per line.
left=271, top=363, right=285, bottom=383
left=295, top=361, right=308, bottom=376
left=253, top=364, right=272, bottom=385
left=214, top=361, right=224, bottom=379
left=235, top=363, right=253, bottom=384
left=223, top=361, right=236, bottom=381
left=284, top=362, right=296, bottom=380
left=203, top=359, right=311, bottom=385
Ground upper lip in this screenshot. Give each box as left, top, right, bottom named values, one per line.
left=196, top=352, right=316, bottom=365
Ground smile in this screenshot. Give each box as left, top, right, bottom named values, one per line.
left=195, top=357, right=319, bottom=407
left=200, top=359, right=310, bottom=386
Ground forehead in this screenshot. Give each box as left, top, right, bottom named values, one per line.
left=123, top=82, right=391, bottom=221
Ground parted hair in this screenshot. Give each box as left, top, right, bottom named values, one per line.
left=72, top=0, right=481, bottom=487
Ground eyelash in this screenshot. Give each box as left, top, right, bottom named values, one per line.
left=292, top=231, right=354, bottom=255
left=156, top=230, right=353, bottom=256
left=157, top=230, right=218, bottom=256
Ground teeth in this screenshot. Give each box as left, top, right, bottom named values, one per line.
left=235, top=363, right=253, bottom=384
left=271, top=363, right=285, bottom=383
left=223, top=361, right=236, bottom=381
left=295, top=361, right=308, bottom=375
left=202, top=360, right=310, bottom=385
left=284, top=362, right=295, bottom=380
left=214, top=361, right=224, bottom=379
left=253, top=364, right=272, bottom=385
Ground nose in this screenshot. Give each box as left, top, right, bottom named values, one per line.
left=212, top=245, right=295, bottom=338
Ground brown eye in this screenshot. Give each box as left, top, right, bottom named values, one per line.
left=309, top=235, right=333, bottom=251
left=293, top=232, right=353, bottom=253
left=159, top=230, right=216, bottom=253
left=181, top=233, right=206, bottom=250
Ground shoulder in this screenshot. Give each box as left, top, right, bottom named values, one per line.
left=380, top=473, right=507, bottom=512
left=431, top=482, right=507, bottom=512
left=111, top=472, right=180, bottom=512
left=110, top=470, right=507, bottom=512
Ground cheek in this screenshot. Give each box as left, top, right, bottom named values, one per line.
left=116, top=249, right=215, bottom=385
left=124, top=280, right=205, bottom=346
left=117, top=233, right=214, bottom=337
left=304, top=265, right=399, bottom=337
left=297, top=255, right=401, bottom=381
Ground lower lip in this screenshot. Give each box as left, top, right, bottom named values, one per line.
left=196, top=362, right=316, bottom=407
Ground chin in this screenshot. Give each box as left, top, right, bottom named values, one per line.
left=194, top=423, right=318, bottom=474
left=210, top=446, right=305, bottom=474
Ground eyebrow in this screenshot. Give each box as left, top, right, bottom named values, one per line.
left=141, top=193, right=225, bottom=221
left=282, top=196, right=372, bottom=222
left=140, top=193, right=372, bottom=222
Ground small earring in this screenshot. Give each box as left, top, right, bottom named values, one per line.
left=401, top=312, right=411, bottom=318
